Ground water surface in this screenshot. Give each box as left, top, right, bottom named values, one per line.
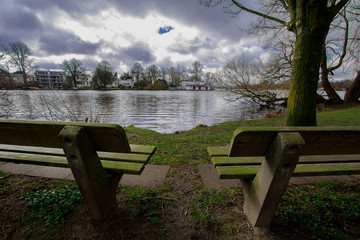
left=1, top=90, right=282, bottom=133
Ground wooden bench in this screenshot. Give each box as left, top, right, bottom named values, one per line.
left=0, top=120, right=156, bottom=220
left=208, top=127, right=360, bottom=228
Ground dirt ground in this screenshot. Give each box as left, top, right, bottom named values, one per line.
left=0, top=164, right=359, bottom=240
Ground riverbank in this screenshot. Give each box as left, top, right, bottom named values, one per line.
left=0, top=105, right=360, bottom=239
left=125, top=104, right=360, bottom=165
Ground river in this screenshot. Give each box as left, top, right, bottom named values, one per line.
left=0, top=90, right=285, bottom=133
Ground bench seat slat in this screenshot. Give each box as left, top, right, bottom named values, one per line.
left=130, top=145, right=157, bottom=155
left=0, top=144, right=155, bottom=163
left=216, top=163, right=360, bottom=179
left=212, top=155, right=360, bottom=166
left=207, top=147, right=229, bottom=157
left=0, top=151, right=145, bottom=175
left=212, top=156, right=263, bottom=166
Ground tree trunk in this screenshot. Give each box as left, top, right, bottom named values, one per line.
left=286, top=0, right=329, bottom=126
left=344, top=71, right=360, bottom=103
left=320, top=48, right=343, bottom=104
left=22, top=72, right=28, bottom=87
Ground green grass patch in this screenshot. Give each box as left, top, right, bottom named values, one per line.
left=317, top=106, right=360, bottom=126
left=277, top=181, right=360, bottom=239
left=20, top=185, right=82, bottom=227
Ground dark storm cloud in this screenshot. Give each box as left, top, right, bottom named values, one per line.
left=36, top=61, right=60, bottom=70
left=39, top=30, right=101, bottom=56
left=19, top=0, right=107, bottom=19
left=120, top=42, right=156, bottom=64
left=0, top=2, right=43, bottom=43
left=99, top=42, right=156, bottom=70
left=169, top=37, right=217, bottom=55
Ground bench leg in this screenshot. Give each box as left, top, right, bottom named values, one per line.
left=240, top=132, right=305, bottom=227
left=59, top=125, right=122, bottom=220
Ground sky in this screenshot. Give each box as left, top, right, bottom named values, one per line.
left=0, top=0, right=268, bottom=74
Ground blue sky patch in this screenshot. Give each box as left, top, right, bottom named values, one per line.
left=158, top=26, right=174, bottom=35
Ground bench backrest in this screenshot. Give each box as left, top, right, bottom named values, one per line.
left=0, top=120, right=130, bottom=153
left=229, top=127, right=360, bottom=157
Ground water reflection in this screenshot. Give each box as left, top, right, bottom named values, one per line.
left=0, top=90, right=285, bottom=133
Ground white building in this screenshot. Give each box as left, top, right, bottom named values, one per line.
left=35, top=69, right=65, bottom=89
left=76, top=71, right=92, bottom=88
left=119, top=77, right=135, bottom=89
left=180, top=80, right=211, bottom=91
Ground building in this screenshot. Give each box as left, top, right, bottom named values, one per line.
left=9, top=71, right=35, bottom=87
left=180, top=80, right=212, bottom=91
left=119, top=77, right=134, bottom=89
left=35, top=69, right=66, bottom=89
left=76, top=71, right=92, bottom=88
left=0, top=69, right=12, bottom=88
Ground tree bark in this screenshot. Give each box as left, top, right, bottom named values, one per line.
left=344, top=71, right=360, bottom=103
left=286, top=0, right=330, bottom=126
left=320, top=48, right=343, bottom=104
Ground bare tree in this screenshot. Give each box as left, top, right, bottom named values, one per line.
left=130, top=63, right=144, bottom=83
left=60, top=58, right=86, bottom=88
left=0, top=41, right=8, bottom=69
left=169, top=66, right=182, bottom=86
left=146, top=64, right=161, bottom=83
left=191, top=61, right=203, bottom=81
left=204, top=72, right=216, bottom=86
left=201, top=0, right=351, bottom=126
left=93, top=60, right=114, bottom=88
left=218, top=56, right=287, bottom=107
left=8, top=42, right=36, bottom=86
left=344, top=3, right=360, bottom=102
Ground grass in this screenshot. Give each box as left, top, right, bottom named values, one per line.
left=125, top=105, right=360, bottom=165
left=191, top=188, right=237, bottom=227
left=277, top=181, right=360, bottom=239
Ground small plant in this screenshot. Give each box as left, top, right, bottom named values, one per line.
left=277, top=181, right=360, bottom=239
left=21, top=185, right=82, bottom=227
left=0, top=170, right=10, bottom=178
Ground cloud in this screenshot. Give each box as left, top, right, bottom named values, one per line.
left=120, top=42, right=157, bottom=64
left=0, top=2, right=43, bottom=43
left=0, top=0, right=267, bottom=73
left=38, top=30, right=101, bottom=56
left=158, top=26, right=174, bottom=35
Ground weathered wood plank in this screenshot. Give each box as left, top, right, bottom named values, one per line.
left=216, top=163, right=360, bottom=179
left=293, top=163, right=360, bottom=177
left=207, top=147, right=229, bottom=157
left=0, top=120, right=130, bottom=153
left=0, top=144, right=153, bottom=163
left=130, top=145, right=157, bottom=155
left=212, top=156, right=264, bottom=166
left=0, top=144, right=64, bottom=155
left=212, top=155, right=360, bottom=166
left=229, top=127, right=360, bottom=157
left=216, top=165, right=259, bottom=179
left=0, top=151, right=145, bottom=174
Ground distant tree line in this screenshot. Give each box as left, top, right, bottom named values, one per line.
left=1, top=40, right=216, bottom=90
